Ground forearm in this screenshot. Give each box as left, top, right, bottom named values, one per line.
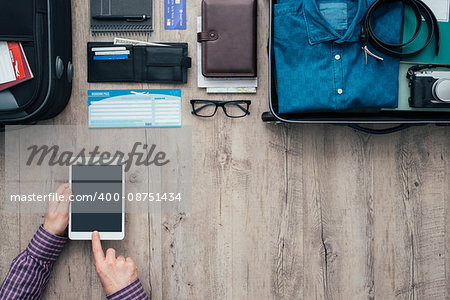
left=106, top=279, right=149, bottom=300
left=0, top=226, right=67, bottom=300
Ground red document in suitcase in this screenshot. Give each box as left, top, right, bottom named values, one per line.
left=0, top=42, right=34, bottom=92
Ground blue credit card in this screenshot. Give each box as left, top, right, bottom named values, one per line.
left=93, top=54, right=129, bottom=60
left=164, top=0, right=186, bottom=30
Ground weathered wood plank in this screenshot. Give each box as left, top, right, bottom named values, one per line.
left=371, top=131, right=404, bottom=300
left=372, top=127, right=447, bottom=300
left=271, top=125, right=304, bottom=299
left=302, top=125, right=377, bottom=300
left=0, top=132, right=21, bottom=283
left=146, top=0, right=287, bottom=299
left=446, top=132, right=450, bottom=300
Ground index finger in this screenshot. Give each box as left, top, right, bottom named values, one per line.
left=55, top=183, right=69, bottom=197
left=59, top=187, right=72, bottom=210
left=92, top=231, right=105, bottom=262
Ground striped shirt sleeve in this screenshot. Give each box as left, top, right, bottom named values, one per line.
left=0, top=225, right=67, bottom=300
left=106, top=279, right=149, bottom=300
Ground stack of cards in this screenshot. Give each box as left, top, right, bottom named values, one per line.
left=92, top=46, right=130, bottom=61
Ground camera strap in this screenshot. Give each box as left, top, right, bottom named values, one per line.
left=360, top=0, right=440, bottom=63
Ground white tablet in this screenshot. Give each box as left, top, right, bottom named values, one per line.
left=69, top=157, right=125, bottom=240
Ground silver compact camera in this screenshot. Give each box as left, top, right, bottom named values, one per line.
left=409, top=70, right=450, bottom=108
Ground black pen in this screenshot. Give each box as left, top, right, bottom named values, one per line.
left=93, top=15, right=150, bottom=21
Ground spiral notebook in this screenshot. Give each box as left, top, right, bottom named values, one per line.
left=90, top=0, right=153, bottom=36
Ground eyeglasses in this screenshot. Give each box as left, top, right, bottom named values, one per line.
left=190, top=100, right=251, bottom=118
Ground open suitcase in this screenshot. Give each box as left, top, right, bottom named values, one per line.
left=0, top=0, right=73, bottom=125
left=262, top=0, right=450, bottom=134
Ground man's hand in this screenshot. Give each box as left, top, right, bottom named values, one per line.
left=92, top=231, right=138, bottom=296
left=43, top=183, right=71, bottom=236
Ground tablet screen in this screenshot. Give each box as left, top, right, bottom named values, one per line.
left=71, top=165, right=123, bottom=232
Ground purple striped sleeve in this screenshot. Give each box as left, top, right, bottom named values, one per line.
left=106, top=279, right=149, bottom=300
left=0, top=226, right=67, bottom=300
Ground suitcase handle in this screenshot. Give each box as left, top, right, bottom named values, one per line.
left=347, top=124, right=426, bottom=135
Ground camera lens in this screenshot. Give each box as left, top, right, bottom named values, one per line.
left=432, top=79, right=450, bottom=102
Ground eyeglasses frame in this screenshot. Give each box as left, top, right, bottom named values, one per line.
left=190, top=100, right=251, bottom=118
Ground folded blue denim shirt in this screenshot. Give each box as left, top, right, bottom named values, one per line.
left=274, top=0, right=402, bottom=113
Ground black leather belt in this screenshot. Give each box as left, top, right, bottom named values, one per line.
left=360, top=0, right=440, bottom=61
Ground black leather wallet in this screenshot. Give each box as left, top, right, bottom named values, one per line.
left=87, top=42, right=191, bottom=83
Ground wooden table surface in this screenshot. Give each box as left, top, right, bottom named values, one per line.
left=1, top=0, right=450, bottom=299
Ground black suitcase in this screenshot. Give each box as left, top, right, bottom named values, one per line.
left=0, top=0, right=73, bottom=125
left=263, top=0, right=450, bottom=134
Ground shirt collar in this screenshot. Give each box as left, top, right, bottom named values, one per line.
left=303, top=0, right=367, bottom=45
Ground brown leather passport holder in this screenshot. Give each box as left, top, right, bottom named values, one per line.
left=197, top=0, right=257, bottom=78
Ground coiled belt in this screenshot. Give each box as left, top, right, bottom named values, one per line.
left=360, top=0, right=440, bottom=60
